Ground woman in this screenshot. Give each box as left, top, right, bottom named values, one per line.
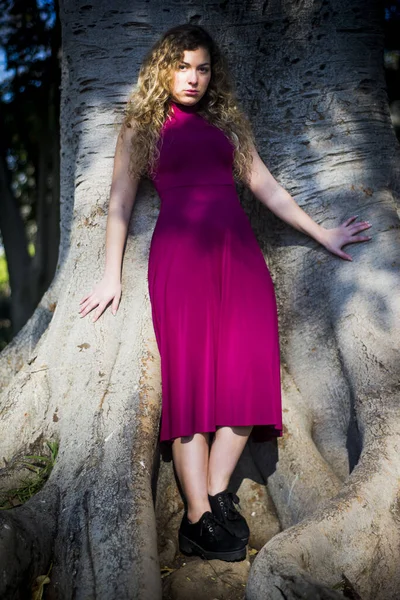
left=78, top=24, right=372, bottom=562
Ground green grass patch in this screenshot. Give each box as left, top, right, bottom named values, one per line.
left=0, top=440, right=58, bottom=510
left=0, top=242, right=35, bottom=289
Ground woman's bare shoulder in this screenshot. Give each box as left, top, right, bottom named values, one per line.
left=119, top=118, right=139, bottom=144
left=111, top=118, right=142, bottom=187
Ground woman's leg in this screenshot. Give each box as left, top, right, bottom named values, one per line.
left=172, top=432, right=212, bottom=523
left=208, top=426, right=253, bottom=495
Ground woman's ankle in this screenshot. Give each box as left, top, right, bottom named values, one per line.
left=208, top=480, right=229, bottom=497
left=187, top=503, right=212, bottom=523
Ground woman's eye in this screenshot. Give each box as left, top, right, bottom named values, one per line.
left=177, top=65, right=209, bottom=73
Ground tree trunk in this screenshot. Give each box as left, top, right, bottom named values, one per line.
left=243, top=0, right=400, bottom=598
left=1, top=1, right=399, bottom=599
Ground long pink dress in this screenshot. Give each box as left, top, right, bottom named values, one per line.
left=148, top=99, right=282, bottom=444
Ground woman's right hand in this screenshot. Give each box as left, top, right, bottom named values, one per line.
left=78, top=276, right=122, bottom=322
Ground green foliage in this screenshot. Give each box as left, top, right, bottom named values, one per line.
left=0, top=251, right=9, bottom=289
left=0, top=244, right=34, bottom=289
left=31, top=563, right=53, bottom=600
left=0, top=439, right=58, bottom=510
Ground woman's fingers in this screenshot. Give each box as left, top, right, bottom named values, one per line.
left=347, top=221, right=370, bottom=230
left=342, top=215, right=359, bottom=227
left=79, top=297, right=96, bottom=315
left=332, top=247, right=353, bottom=261
left=79, top=278, right=122, bottom=322
left=323, top=216, right=373, bottom=262
left=344, top=221, right=372, bottom=242
left=79, top=296, right=92, bottom=310
left=345, top=234, right=372, bottom=244
left=79, top=293, right=92, bottom=304
left=111, top=295, right=121, bottom=315
left=79, top=299, right=99, bottom=318
left=346, top=223, right=371, bottom=235
left=80, top=295, right=117, bottom=320
left=91, top=301, right=109, bottom=322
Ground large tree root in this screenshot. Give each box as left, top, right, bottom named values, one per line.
left=249, top=370, right=343, bottom=529
left=0, top=483, right=59, bottom=599
left=0, top=190, right=164, bottom=599
left=0, top=272, right=64, bottom=394
left=247, top=400, right=400, bottom=600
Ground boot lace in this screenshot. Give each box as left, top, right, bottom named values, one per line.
left=217, top=491, right=242, bottom=521
left=199, top=512, right=232, bottom=537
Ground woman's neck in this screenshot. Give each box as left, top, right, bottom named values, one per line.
left=170, top=99, right=199, bottom=113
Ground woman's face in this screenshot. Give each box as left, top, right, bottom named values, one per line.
left=169, top=47, right=211, bottom=106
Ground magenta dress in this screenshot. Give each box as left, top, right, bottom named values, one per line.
left=148, top=100, right=282, bottom=445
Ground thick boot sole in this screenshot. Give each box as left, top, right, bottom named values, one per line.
left=179, top=532, right=246, bottom=562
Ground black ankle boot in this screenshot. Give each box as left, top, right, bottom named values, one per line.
left=178, top=510, right=247, bottom=561
left=208, top=490, right=250, bottom=543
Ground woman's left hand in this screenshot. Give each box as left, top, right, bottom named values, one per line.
left=321, top=215, right=372, bottom=261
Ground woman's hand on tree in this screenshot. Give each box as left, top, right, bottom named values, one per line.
left=78, top=276, right=122, bottom=322
left=321, top=215, right=372, bottom=261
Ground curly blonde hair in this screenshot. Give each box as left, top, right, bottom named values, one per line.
left=121, top=24, right=256, bottom=184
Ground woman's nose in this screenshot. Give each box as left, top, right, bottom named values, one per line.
left=188, top=70, right=198, bottom=84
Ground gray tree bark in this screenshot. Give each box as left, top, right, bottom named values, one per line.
left=0, top=1, right=399, bottom=599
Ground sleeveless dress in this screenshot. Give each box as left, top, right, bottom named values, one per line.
left=148, top=99, right=282, bottom=445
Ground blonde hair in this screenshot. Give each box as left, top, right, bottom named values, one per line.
left=121, top=24, right=256, bottom=184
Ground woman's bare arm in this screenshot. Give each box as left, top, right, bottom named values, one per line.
left=78, top=122, right=140, bottom=321
left=246, top=145, right=372, bottom=261
left=104, top=123, right=140, bottom=281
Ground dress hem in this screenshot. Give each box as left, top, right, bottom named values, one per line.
left=159, top=423, right=283, bottom=445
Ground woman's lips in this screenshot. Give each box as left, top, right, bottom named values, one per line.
left=185, top=90, right=198, bottom=94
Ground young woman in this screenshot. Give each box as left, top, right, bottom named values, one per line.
left=78, top=24, right=372, bottom=562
